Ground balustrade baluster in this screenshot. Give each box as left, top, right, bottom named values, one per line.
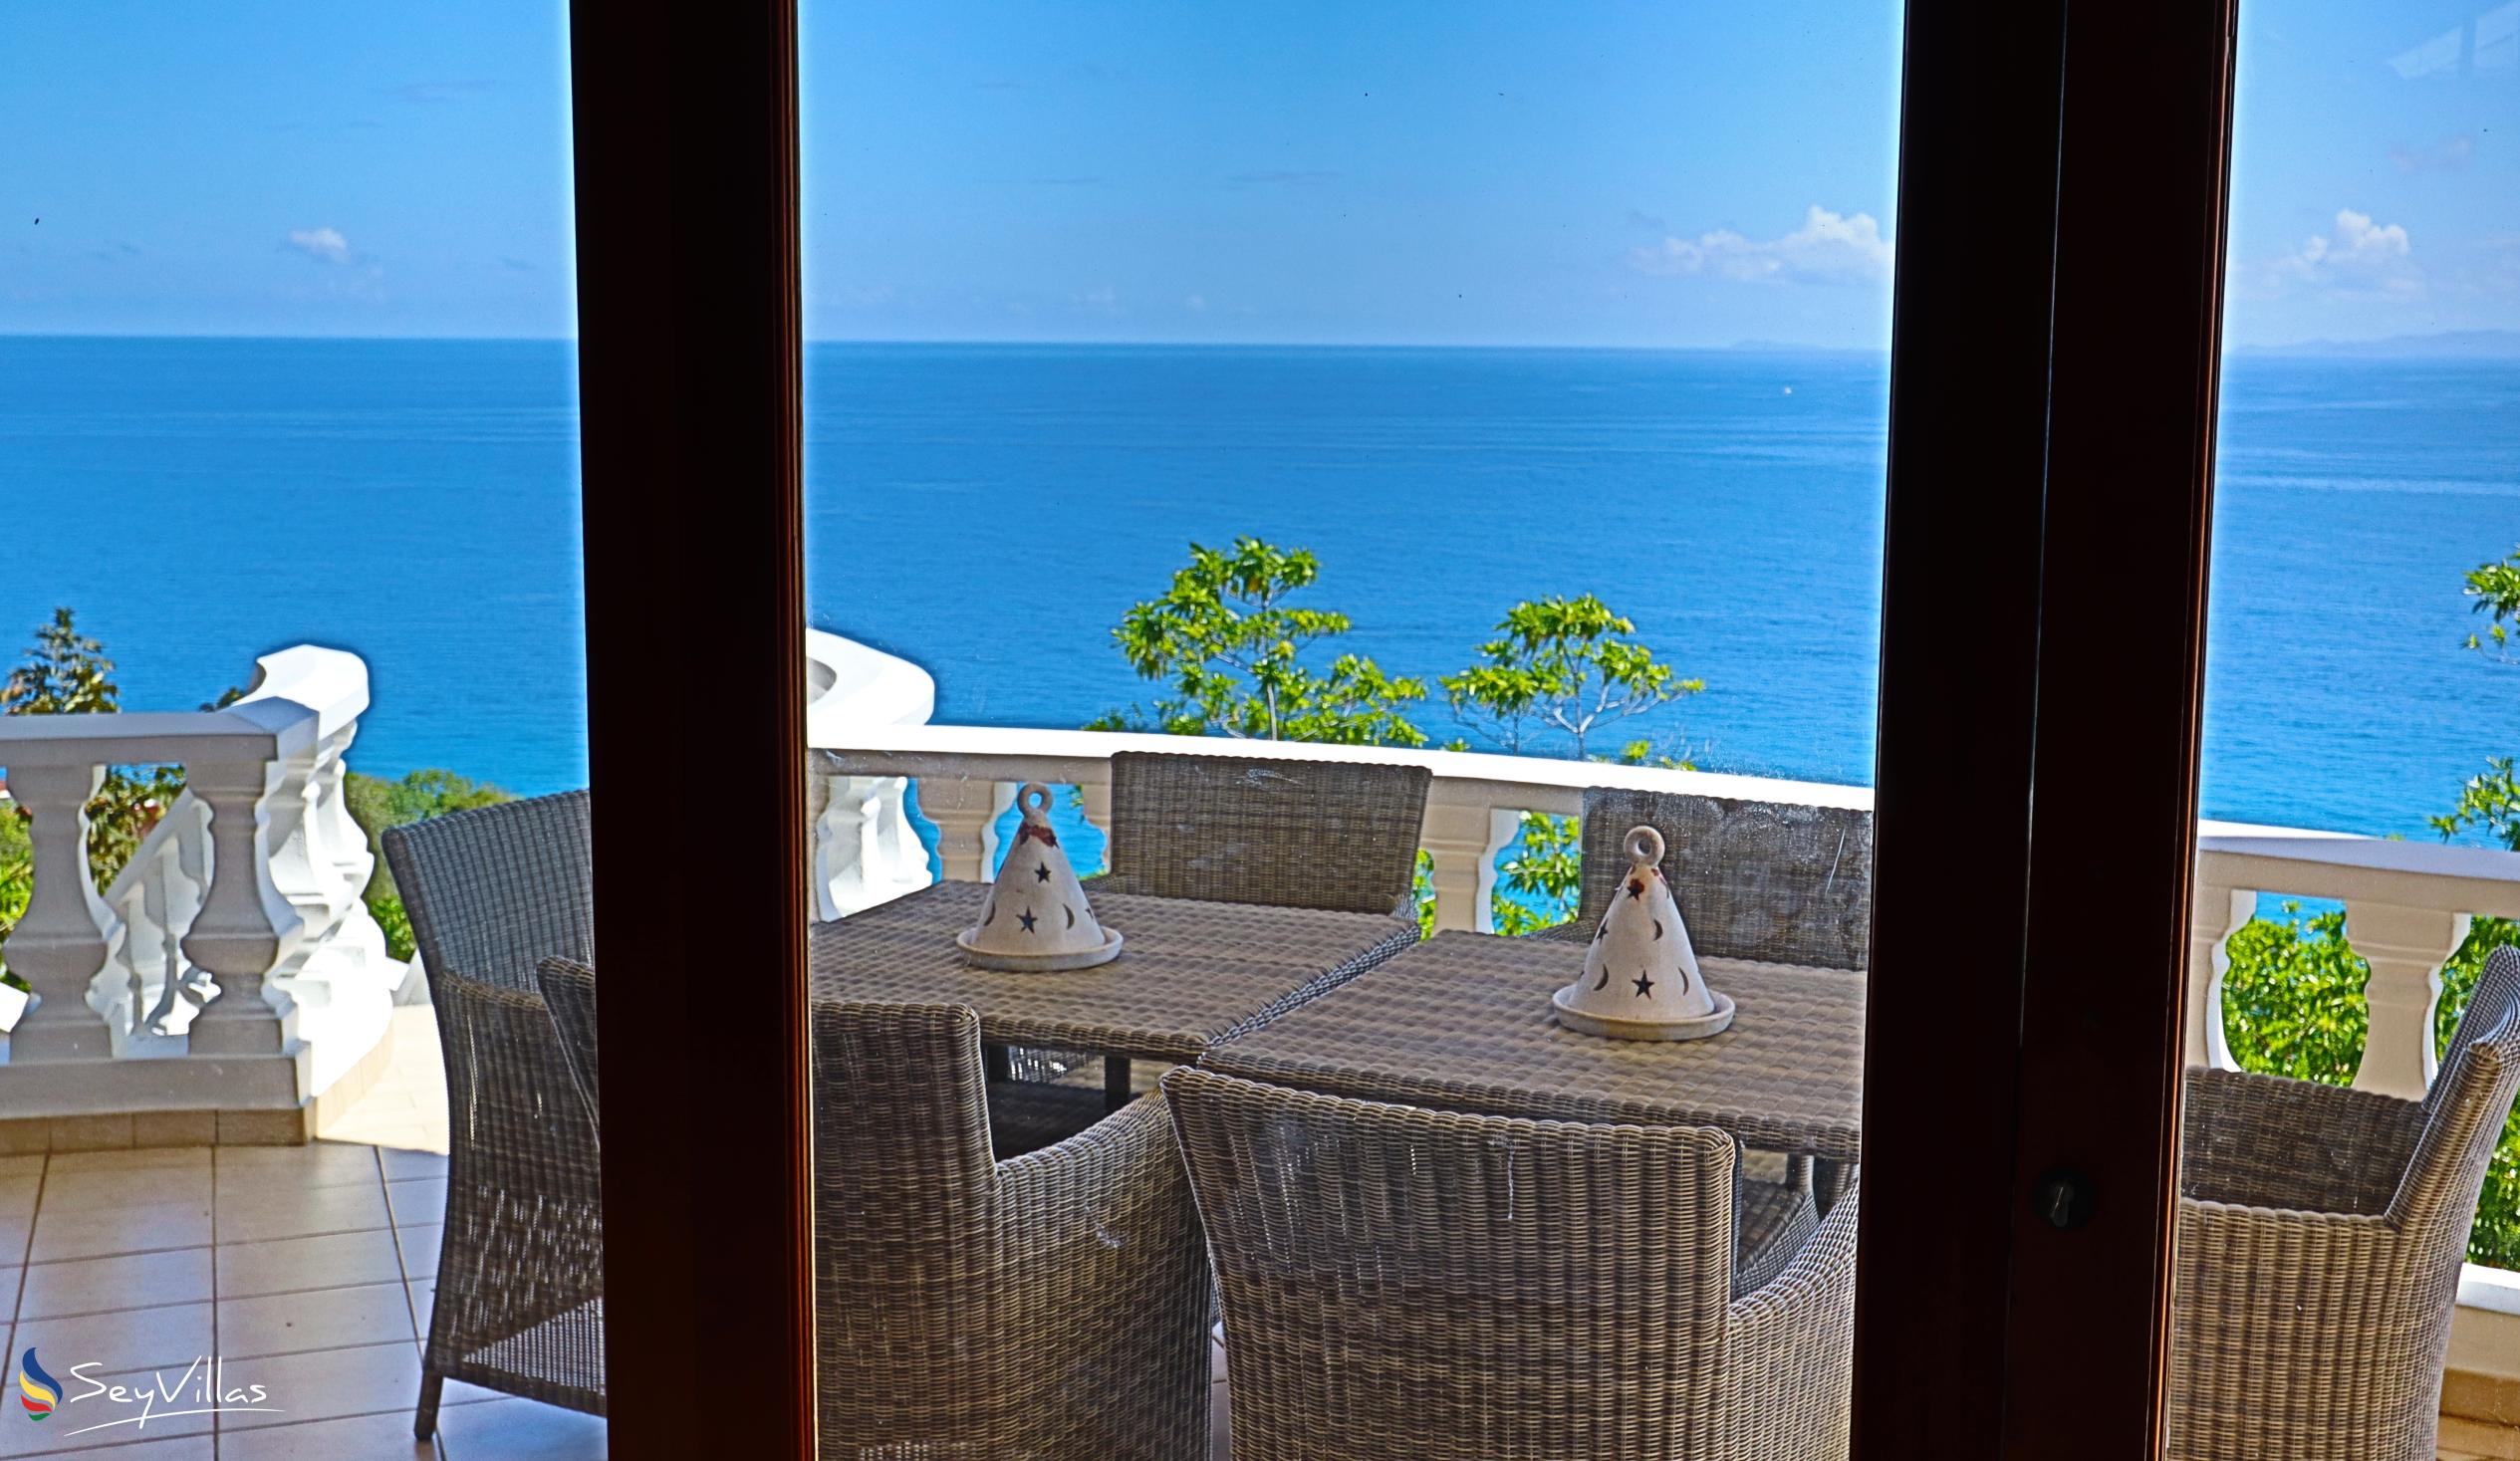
left=2185, top=880, right=2252, bottom=1071
left=2344, top=899, right=2468, bottom=1098
left=916, top=776, right=1012, bottom=883
left=7, top=763, right=115, bottom=1062
left=181, top=759, right=303, bottom=1056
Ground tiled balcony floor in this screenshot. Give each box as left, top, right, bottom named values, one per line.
left=4, top=1006, right=2504, bottom=1460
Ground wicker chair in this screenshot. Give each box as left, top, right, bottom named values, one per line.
left=2168, top=944, right=2520, bottom=1461
left=1001, top=750, right=1434, bottom=1117
left=813, top=998, right=1211, bottom=1459
left=1099, top=751, right=1433, bottom=917
left=1526, top=786, right=1872, bottom=1287
left=381, top=792, right=605, bottom=1436
left=1530, top=786, right=1872, bottom=969
left=1163, top=1067, right=1859, bottom=1461
left=535, top=955, right=601, bottom=1129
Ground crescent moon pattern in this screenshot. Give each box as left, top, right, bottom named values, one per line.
left=982, top=896, right=995, bottom=926
left=1593, top=964, right=1611, bottom=991
left=1065, top=905, right=1077, bottom=930
left=1651, top=919, right=1663, bottom=941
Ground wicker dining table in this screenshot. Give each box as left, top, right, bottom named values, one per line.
left=1200, top=928, right=1868, bottom=1160
left=810, top=879, right=1421, bottom=1108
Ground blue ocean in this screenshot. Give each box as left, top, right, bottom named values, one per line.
left=1, top=336, right=2514, bottom=843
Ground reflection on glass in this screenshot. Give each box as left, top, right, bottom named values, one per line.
left=801, top=2, right=1895, bottom=1454
left=2178, top=0, right=2520, bottom=1453
left=1, top=5, right=603, bottom=1452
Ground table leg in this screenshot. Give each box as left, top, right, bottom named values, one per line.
left=1105, top=1056, right=1134, bottom=1112
left=982, top=1043, right=1013, bottom=1084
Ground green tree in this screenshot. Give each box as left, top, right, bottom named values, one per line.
left=0, top=610, right=187, bottom=970
left=2461, top=545, right=2520, bottom=662
left=1091, top=538, right=1428, bottom=746
left=2219, top=902, right=2372, bottom=1086
left=1491, top=812, right=1582, bottom=935
left=1441, top=595, right=1703, bottom=761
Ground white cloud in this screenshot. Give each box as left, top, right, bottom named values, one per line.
left=2273, top=208, right=2421, bottom=296
left=1628, top=205, right=1891, bottom=285
left=1183, top=293, right=1208, bottom=313
left=1072, top=284, right=1120, bottom=313
left=284, top=227, right=353, bottom=265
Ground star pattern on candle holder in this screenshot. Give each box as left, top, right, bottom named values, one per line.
left=1018, top=909, right=1038, bottom=934
left=1632, top=970, right=1655, bottom=998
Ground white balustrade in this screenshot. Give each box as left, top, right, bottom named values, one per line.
left=0, top=646, right=400, bottom=1117
left=803, top=628, right=940, bottom=917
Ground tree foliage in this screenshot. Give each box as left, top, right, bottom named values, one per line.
left=2461, top=544, right=2520, bottom=662
left=1492, top=812, right=1582, bottom=935
left=1441, top=594, right=1703, bottom=760
left=0, top=609, right=187, bottom=946
left=2219, top=902, right=2372, bottom=1086
left=1092, top=539, right=1428, bottom=746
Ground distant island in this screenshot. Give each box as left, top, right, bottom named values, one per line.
left=2235, top=330, right=2520, bottom=360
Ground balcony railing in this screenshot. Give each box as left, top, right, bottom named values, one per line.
left=0, top=645, right=396, bottom=1135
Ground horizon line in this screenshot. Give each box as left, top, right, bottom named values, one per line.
left=1, top=329, right=2513, bottom=357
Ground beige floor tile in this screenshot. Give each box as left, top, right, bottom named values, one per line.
left=42, top=1150, right=205, bottom=1177
left=376, top=1150, right=445, bottom=1184
left=210, top=1340, right=424, bottom=1433
left=215, top=1230, right=404, bottom=1301
left=29, top=1200, right=211, bottom=1264
left=35, top=1168, right=211, bottom=1218
left=0, top=1423, right=212, bottom=1460
left=211, top=1184, right=388, bottom=1247
left=432, top=1397, right=607, bottom=1460
left=406, top=1283, right=432, bottom=1341
left=213, top=1408, right=442, bottom=1460
left=9, top=1301, right=212, bottom=1376
left=0, top=1178, right=41, bottom=1222
left=0, top=1157, right=46, bottom=1180
left=214, top=1145, right=381, bottom=1192
left=392, top=1226, right=440, bottom=1284
left=0, top=1218, right=31, bottom=1269
left=381, top=1181, right=443, bottom=1231
left=17, top=1249, right=211, bottom=1322
left=217, top=1283, right=415, bottom=1361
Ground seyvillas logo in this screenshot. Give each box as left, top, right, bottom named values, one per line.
left=17, top=1350, right=59, bottom=1420
left=12, top=1350, right=280, bottom=1438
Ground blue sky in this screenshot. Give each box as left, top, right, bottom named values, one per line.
left=3, top=0, right=2514, bottom=347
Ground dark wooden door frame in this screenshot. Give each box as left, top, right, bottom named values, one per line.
left=564, top=0, right=2240, bottom=1453
left=1860, top=0, right=2239, bottom=1454
left=570, top=2, right=814, bottom=1458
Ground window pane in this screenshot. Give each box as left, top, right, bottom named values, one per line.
left=0, top=6, right=602, bottom=1452
left=2177, top=2, right=2520, bottom=1453
left=802, top=3, right=1898, bottom=1452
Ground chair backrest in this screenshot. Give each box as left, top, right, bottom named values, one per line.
left=2393, top=945, right=2520, bottom=1248
left=1574, top=787, right=1873, bottom=969
left=1106, top=751, right=1432, bottom=916
left=810, top=999, right=1003, bottom=1438
left=1163, top=1066, right=1738, bottom=1461
left=382, top=790, right=595, bottom=995
left=2427, top=944, right=2520, bottom=1122
left=535, top=956, right=602, bottom=1130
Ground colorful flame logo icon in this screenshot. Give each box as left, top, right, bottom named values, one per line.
left=17, top=1349, right=58, bottom=1421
